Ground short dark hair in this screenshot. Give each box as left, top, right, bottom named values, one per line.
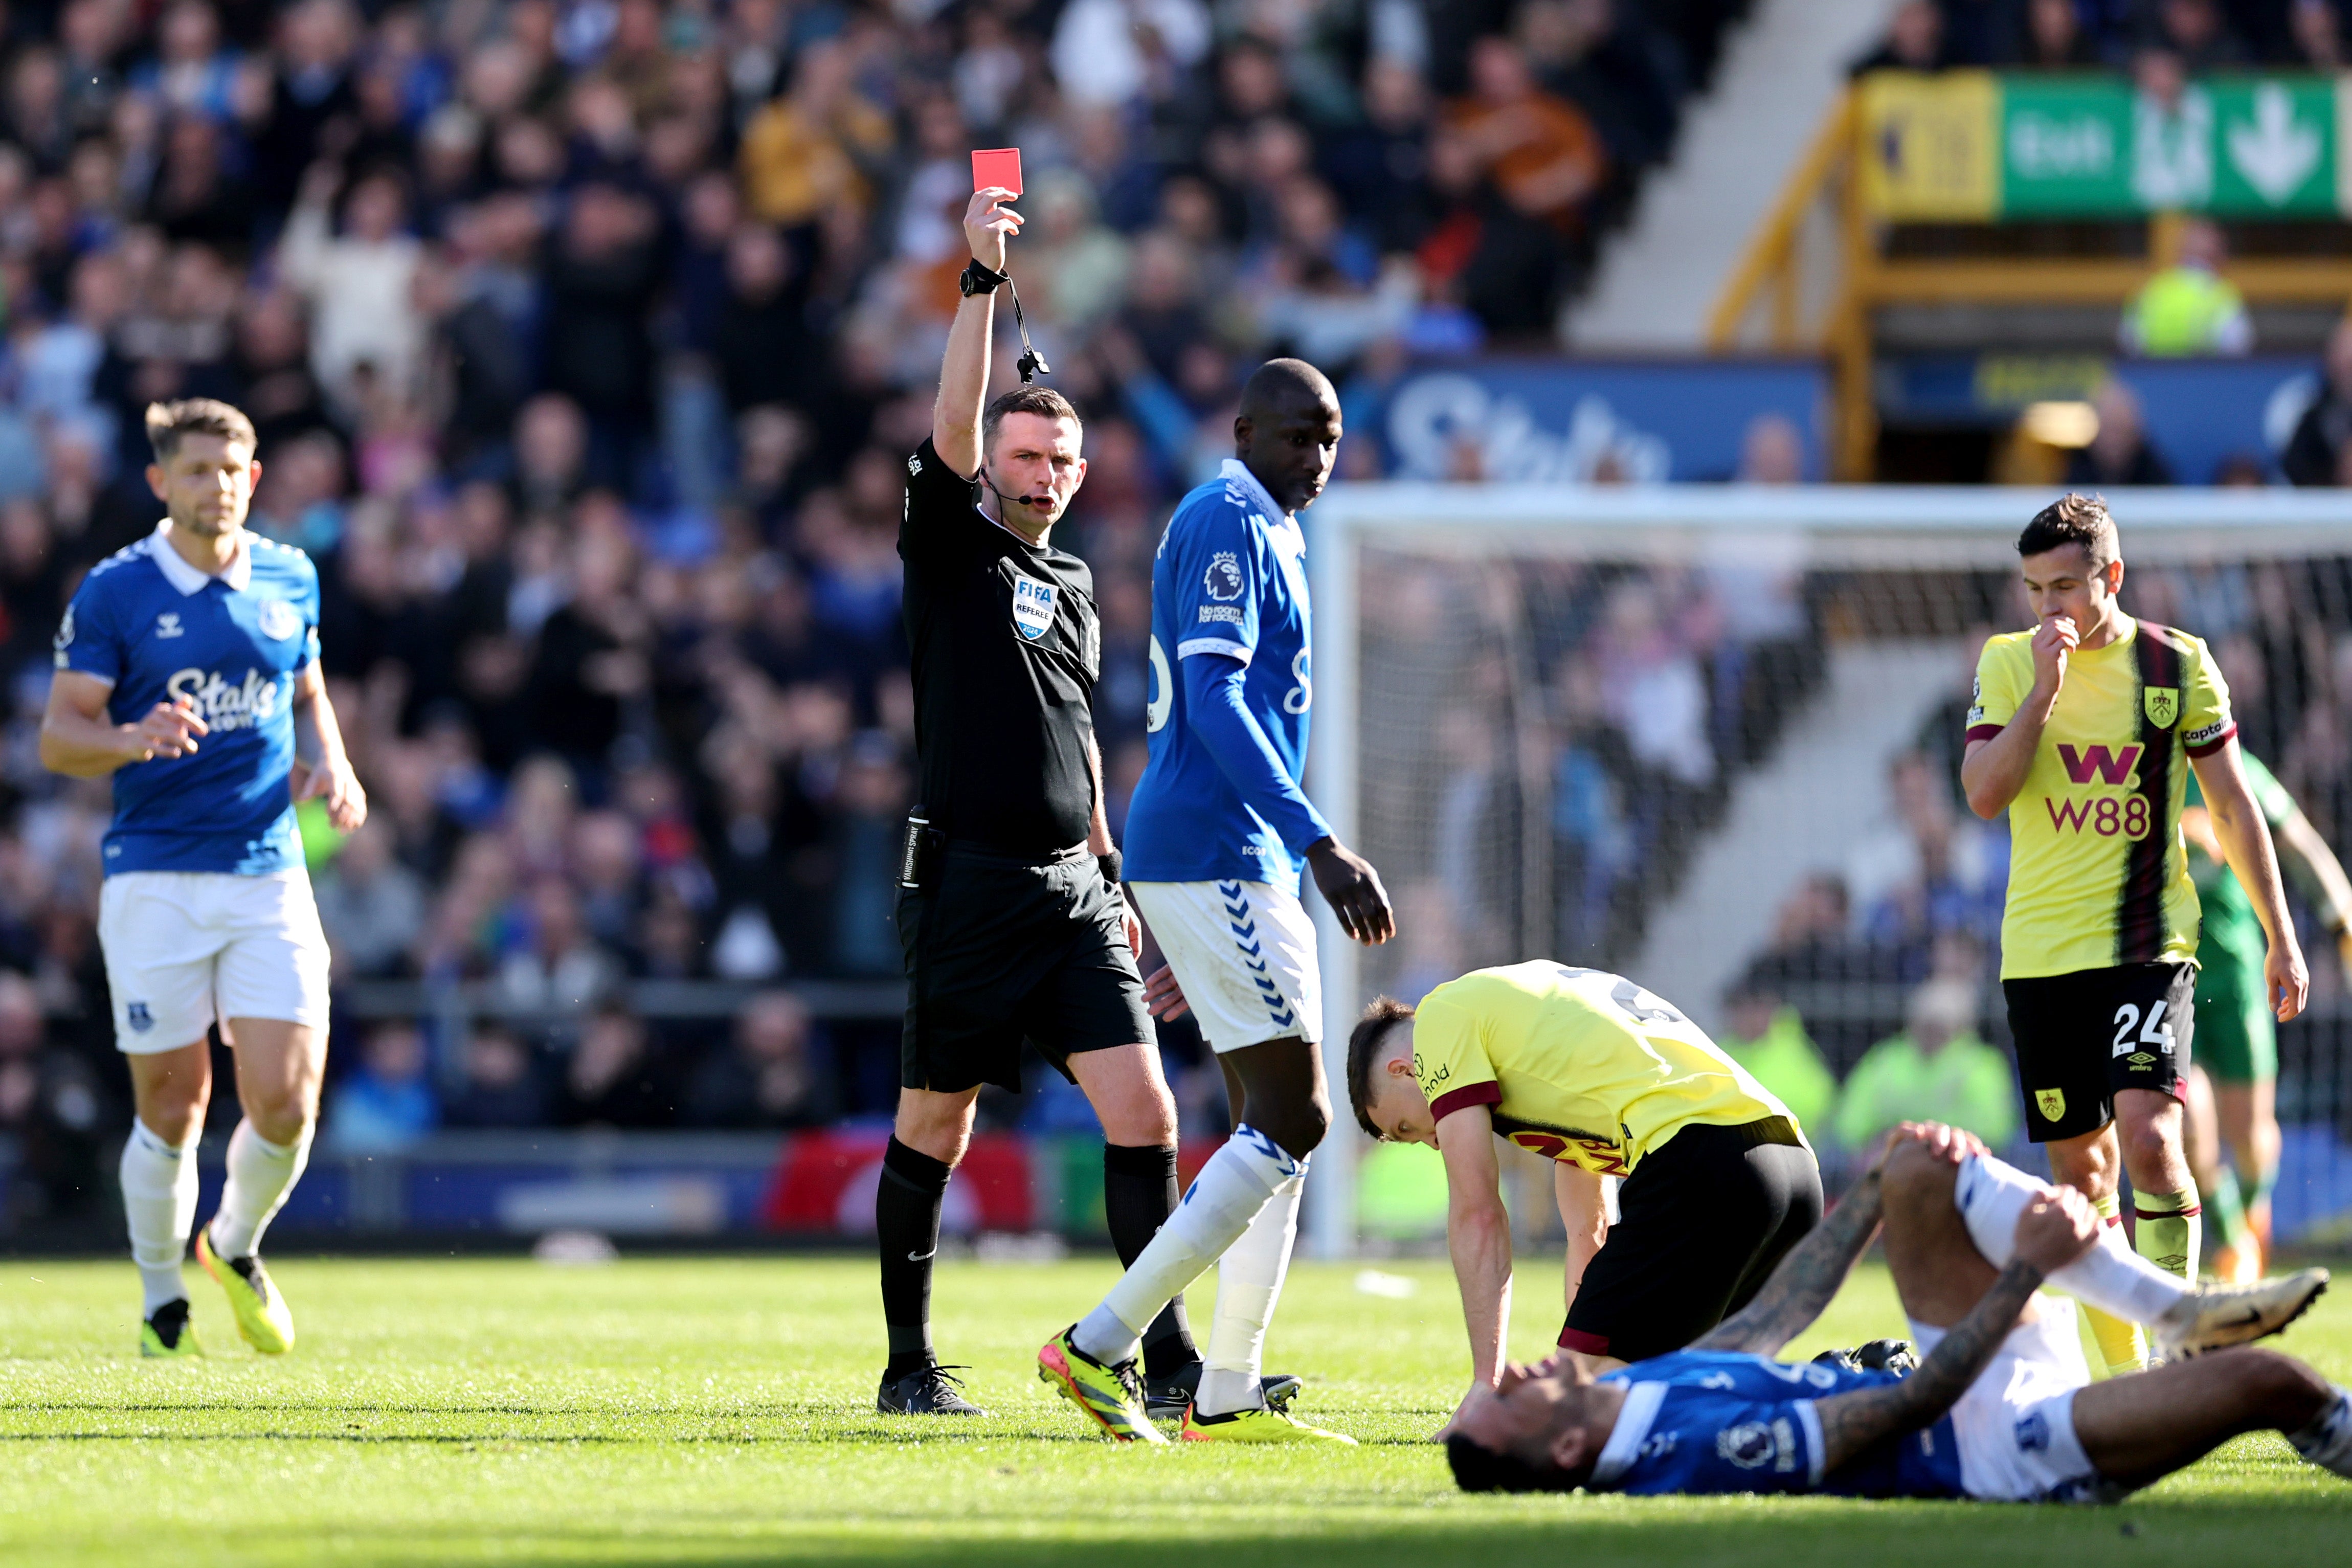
left=1446, top=1432, right=1583, bottom=1494
left=2018, top=492, right=2117, bottom=572
left=145, top=398, right=256, bottom=461
left=981, top=386, right=1081, bottom=456
left=1344, top=996, right=1417, bottom=1139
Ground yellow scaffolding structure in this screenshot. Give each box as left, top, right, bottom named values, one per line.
left=1707, top=87, right=2352, bottom=479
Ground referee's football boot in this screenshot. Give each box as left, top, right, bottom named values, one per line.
left=1038, top=1327, right=1167, bottom=1444
left=139, top=1297, right=204, bottom=1359
left=1143, top=1361, right=1302, bottom=1420
left=2155, top=1267, right=2329, bottom=1360
left=195, top=1225, right=295, bottom=1355
left=877, top=1363, right=987, bottom=1416
left=1178, top=1404, right=1357, bottom=1445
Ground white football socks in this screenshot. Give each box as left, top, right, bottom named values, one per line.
left=207, top=1118, right=311, bottom=1259
left=1196, top=1167, right=1305, bottom=1416
left=1954, top=1153, right=2191, bottom=1325
left=120, top=1118, right=198, bottom=1314
left=2288, top=1387, right=2352, bottom=1479
left=1073, top=1125, right=1300, bottom=1367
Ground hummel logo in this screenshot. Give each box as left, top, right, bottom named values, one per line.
left=155, top=612, right=183, bottom=639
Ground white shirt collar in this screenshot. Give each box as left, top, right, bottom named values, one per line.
left=1219, top=458, right=1288, bottom=525
left=1586, top=1380, right=1668, bottom=1490
left=149, top=519, right=252, bottom=595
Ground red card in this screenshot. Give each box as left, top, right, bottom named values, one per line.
left=971, top=147, right=1022, bottom=196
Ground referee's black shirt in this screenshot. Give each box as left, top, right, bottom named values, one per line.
left=899, top=437, right=1102, bottom=854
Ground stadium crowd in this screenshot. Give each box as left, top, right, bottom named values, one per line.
left=1852, top=0, right=2352, bottom=76
left=0, top=0, right=1768, bottom=1228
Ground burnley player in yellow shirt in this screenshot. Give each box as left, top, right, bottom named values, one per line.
left=1348, top=963, right=1821, bottom=1431
left=1962, top=494, right=2307, bottom=1375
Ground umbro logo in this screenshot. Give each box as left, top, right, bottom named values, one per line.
left=154, top=613, right=183, bottom=639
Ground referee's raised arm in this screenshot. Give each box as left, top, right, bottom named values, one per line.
left=931, top=188, right=1023, bottom=478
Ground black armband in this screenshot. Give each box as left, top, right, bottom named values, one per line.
left=959, top=258, right=1010, bottom=297
left=1099, top=847, right=1123, bottom=894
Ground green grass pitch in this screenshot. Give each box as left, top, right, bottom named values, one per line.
left=3, top=1252, right=2349, bottom=1566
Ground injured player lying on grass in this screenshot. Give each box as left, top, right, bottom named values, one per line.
left=1447, top=1123, right=2344, bottom=1503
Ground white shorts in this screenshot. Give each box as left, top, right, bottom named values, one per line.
left=98, top=869, right=331, bottom=1054
left=1911, top=1297, right=2109, bottom=1504
left=1130, top=879, right=1321, bottom=1051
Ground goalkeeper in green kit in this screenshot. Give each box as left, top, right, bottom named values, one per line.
left=2180, top=750, right=2352, bottom=1280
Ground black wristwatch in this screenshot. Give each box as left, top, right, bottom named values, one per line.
left=1099, top=847, right=1123, bottom=895
left=959, top=257, right=1010, bottom=297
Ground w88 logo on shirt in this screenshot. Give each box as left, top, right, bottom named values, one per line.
left=2041, top=742, right=2151, bottom=838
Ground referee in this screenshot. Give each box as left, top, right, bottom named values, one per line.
left=875, top=185, right=1187, bottom=1415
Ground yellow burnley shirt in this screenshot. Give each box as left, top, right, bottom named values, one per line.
left=1412, top=963, right=1795, bottom=1177
left=1967, top=618, right=2234, bottom=980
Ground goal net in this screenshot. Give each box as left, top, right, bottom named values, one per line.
left=1302, top=485, right=2352, bottom=1255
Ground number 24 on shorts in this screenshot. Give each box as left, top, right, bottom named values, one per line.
left=2111, top=1000, right=2174, bottom=1059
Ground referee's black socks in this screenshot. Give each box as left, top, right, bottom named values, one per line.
left=1104, top=1141, right=1197, bottom=1378
left=878, top=1136, right=951, bottom=1378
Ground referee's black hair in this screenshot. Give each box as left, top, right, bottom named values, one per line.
left=981, top=385, right=1081, bottom=456
left=2018, top=492, right=2118, bottom=572
left=1344, top=996, right=1416, bottom=1140
left=1446, top=1432, right=1583, bottom=1494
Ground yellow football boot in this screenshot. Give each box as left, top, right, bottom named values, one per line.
left=195, top=1226, right=295, bottom=1354
left=1179, top=1404, right=1357, bottom=1444
left=1037, top=1327, right=1166, bottom=1443
left=139, top=1298, right=204, bottom=1359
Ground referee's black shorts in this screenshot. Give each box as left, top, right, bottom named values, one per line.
left=898, top=842, right=1154, bottom=1096
left=1559, top=1117, right=1822, bottom=1365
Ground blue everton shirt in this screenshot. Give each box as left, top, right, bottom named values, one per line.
left=1587, top=1350, right=1964, bottom=1500
left=54, top=522, right=320, bottom=876
left=1124, top=459, right=1331, bottom=895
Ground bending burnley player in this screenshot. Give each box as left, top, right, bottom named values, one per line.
left=1038, top=358, right=1395, bottom=1444
left=1449, top=1124, right=2336, bottom=1502
left=42, top=400, right=364, bottom=1357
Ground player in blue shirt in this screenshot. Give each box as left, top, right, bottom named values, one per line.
left=41, top=400, right=366, bottom=1360
left=1041, top=360, right=1395, bottom=1443
left=1446, top=1124, right=2345, bottom=1503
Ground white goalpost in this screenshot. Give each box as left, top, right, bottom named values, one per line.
left=1300, top=483, right=2352, bottom=1258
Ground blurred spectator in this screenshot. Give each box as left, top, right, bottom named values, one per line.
left=2064, top=378, right=2176, bottom=487
left=0, top=969, right=107, bottom=1225
left=1830, top=978, right=2018, bottom=1153
left=313, top=817, right=426, bottom=979
left=2291, top=0, right=2346, bottom=69
left=2283, top=318, right=2352, bottom=486
left=1446, top=35, right=1606, bottom=232
left=326, top=1021, right=440, bottom=1152
left=1850, top=1, right=1948, bottom=74
left=2019, top=0, right=2104, bottom=68
left=737, top=41, right=890, bottom=227
left=2146, top=0, right=2249, bottom=72
left=1715, top=978, right=1838, bottom=1137
left=2121, top=218, right=2250, bottom=357
left=557, top=1004, right=674, bottom=1127
left=685, top=989, right=834, bottom=1128
left=442, top=1026, right=549, bottom=1129
left=1736, top=413, right=1805, bottom=484
left=277, top=163, right=424, bottom=418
